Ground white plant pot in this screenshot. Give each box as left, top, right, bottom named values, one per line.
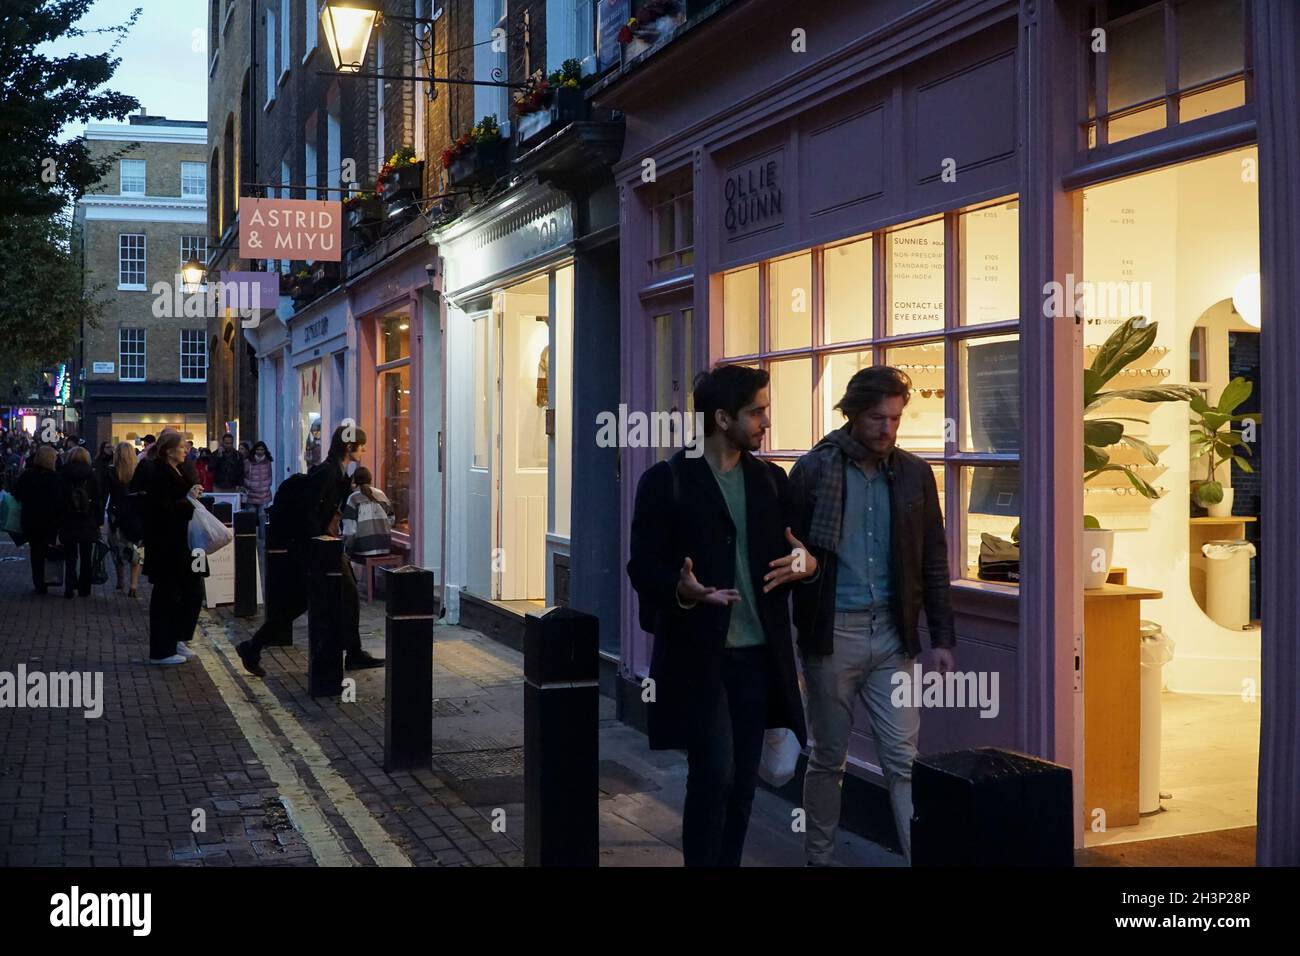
left=1083, top=528, right=1115, bottom=589
left=1206, top=486, right=1235, bottom=517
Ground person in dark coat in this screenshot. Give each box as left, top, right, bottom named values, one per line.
left=12, top=445, right=65, bottom=594
left=106, top=441, right=146, bottom=597
left=143, top=431, right=207, bottom=664
left=93, top=441, right=115, bottom=523
left=627, top=364, right=816, bottom=867
left=58, top=447, right=102, bottom=597
left=235, top=424, right=385, bottom=677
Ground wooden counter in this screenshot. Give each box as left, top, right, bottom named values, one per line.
left=1083, top=583, right=1163, bottom=829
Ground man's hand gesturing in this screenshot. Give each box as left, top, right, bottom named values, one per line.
left=762, top=527, right=818, bottom=593
left=677, top=556, right=741, bottom=607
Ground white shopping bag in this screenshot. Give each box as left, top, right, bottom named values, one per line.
left=188, top=502, right=233, bottom=556
left=758, top=728, right=801, bottom=787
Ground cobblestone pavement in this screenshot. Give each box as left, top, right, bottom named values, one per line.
left=0, top=537, right=897, bottom=867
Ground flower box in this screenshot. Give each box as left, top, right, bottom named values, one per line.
left=345, top=196, right=385, bottom=229
left=383, top=162, right=424, bottom=202
left=516, top=87, right=589, bottom=150
left=448, top=138, right=508, bottom=188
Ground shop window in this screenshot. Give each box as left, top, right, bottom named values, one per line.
left=1086, top=0, right=1248, bottom=149
left=715, top=198, right=1021, bottom=583
left=376, top=313, right=413, bottom=531
left=886, top=218, right=945, bottom=336
left=823, top=237, right=872, bottom=345
left=119, top=329, right=146, bottom=382
left=300, top=362, right=323, bottom=472
left=651, top=181, right=694, bottom=274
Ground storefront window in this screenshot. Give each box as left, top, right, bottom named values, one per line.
left=1087, top=0, right=1248, bottom=148
left=824, top=237, right=872, bottom=344
left=768, top=252, right=812, bottom=351
left=715, top=198, right=1021, bottom=583
left=376, top=313, right=412, bottom=532
left=553, top=264, right=574, bottom=540
left=379, top=364, right=411, bottom=531
left=722, top=266, right=760, bottom=357
left=651, top=182, right=694, bottom=274
left=887, top=217, right=945, bottom=336
left=299, top=361, right=322, bottom=471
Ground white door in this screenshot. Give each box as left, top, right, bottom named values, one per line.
left=497, top=291, right=549, bottom=600
left=465, top=310, right=495, bottom=597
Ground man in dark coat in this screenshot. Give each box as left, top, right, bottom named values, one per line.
left=235, top=424, right=385, bottom=677
left=628, top=364, right=816, bottom=867
left=12, top=445, right=65, bottom=593
left=57, top=447, right=102, bottom=597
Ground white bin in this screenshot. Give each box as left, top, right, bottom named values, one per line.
left=1139, top=620, right=1174, bottom=815
left=1201, top=539, right=1256, bottom=629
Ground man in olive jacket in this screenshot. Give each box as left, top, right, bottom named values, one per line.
left=788, top=365, right=956, bottom=865
left=628, top=364, right=817, bottom=867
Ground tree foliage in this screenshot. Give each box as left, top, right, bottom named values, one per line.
left=0, top=0, right=142, bottom=217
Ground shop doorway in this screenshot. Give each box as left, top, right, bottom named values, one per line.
left=1078, top=146, right=1261, bottom=860
left=465, top=273, right=551, bottom=603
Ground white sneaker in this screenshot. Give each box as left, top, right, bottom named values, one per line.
left=175, top=642, right=197, bottom=659
left=148, top=654, right=187, bottom=665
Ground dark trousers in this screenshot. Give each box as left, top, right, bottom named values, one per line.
left=29, top=537, right=49, bottom=591
left=682, top=646, right=771, bottom=867
left=249, top=553, right=361, bottom=654
left=64, top=540, right=94, bottom=596
left=149, top=573, right=206, bottom=659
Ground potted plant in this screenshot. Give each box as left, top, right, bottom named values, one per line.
left=515, top=60, right=589, bottom=148
left=290, top=268, right=313, bottom=305
left=344, top=182, right=384, bottom=230
left=377, top=147, right=423, bottom=205
left=1189, top=377, right=1255, bottom=517
left=447, top=115, right=507, bottom=187
left=1080, top=316, right=1201, bottom=587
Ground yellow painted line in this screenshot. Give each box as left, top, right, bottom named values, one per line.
left=196, top=614, right=415, bottom=868
left=190, top=618, right=355, bottom=867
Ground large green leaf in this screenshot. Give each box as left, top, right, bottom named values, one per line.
left=1196, top=480, right=1224, bottom=505
left=1120, top=434, right=1160, bottom=464
left=1217, top=376, right=1253, bottom=414
left=1083, top=368, right=1106, bottom=407
left=1232, top=456, right=1254, bottom=473
left=1189, top=393, right=1212, bottom=415
left=1200, top=411, right=1231, bottom=433
left=1090, top=316, right=1158, bottom=388
left=1084, top=444, right=1110, bottom=471
left=1084, top=420, right=1124, bottom=446
left=1086, top=384, right=1202, bottom=412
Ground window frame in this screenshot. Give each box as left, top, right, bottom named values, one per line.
left=118, top=233, right=147, bottom=290
left=649, top=181, right=695, bottom=275
left=714, top=197, right=1022, bottom=584
left=181, top=161, right=207, bottom=198
left=1084, top=0, right=1252, bottom=150
left=179, top=329, right=208, bottom=383
left=120, top=159, right=146, bottom=196
left=118, top=328, right=146, bottom=382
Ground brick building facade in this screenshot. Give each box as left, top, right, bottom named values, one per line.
left=74, top=114, right=210, bottom=450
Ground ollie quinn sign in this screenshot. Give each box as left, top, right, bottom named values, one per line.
left=239, top=198, right=342, bottom=262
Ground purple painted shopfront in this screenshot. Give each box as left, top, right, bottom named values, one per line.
left=594, top=0, right=1300, bottom=863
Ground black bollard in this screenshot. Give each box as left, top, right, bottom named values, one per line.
left=307, top=536, right=345, bottom=697
left=911, top=747, right=1074, bottom=866
left=260, top=514, right=294, bottom=647
left=382, top=565, right=437, bottom=772
left=233, top=509, right=258, bottom=618
left=523, top=606, right=598, bottom=867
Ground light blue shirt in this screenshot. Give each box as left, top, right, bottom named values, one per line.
left=834, top=459, right=892, bottom=610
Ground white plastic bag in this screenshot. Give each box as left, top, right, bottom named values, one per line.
left=188, top=501, right=233, bottom=556
left=758, top=728, right=801, bottom=787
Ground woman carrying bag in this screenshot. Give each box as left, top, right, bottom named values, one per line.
left=106, top=441, right=145, bottom=598
left=58, top=446, right=102, bottom=598
left=13, top=445, right=67, bottom=594
left=143, top=432, right=208, bottom=665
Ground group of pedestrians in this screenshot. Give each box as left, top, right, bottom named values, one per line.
left=629, top=363, right=956, bottom=867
